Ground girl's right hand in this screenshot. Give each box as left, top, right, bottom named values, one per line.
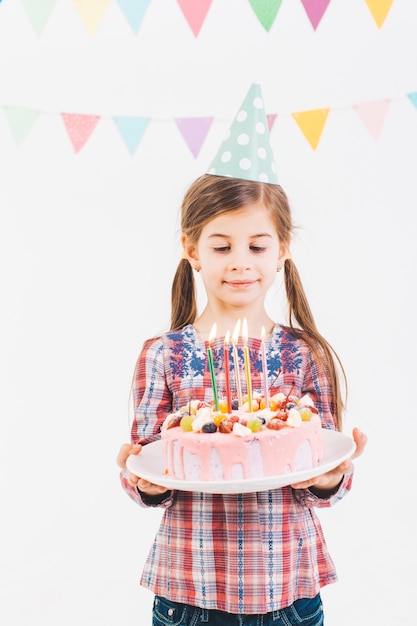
left=116, top=443, right=169, bottom=495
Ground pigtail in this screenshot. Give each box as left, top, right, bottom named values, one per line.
left=283, top=258, right=346, bottom=430
left=170, top=259, right=197, bottom=331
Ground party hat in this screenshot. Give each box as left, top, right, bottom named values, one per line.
left=206, top=83, right=278, bottom=184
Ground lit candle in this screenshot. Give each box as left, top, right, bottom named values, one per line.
left=231, top=319, right=243, bottom=407
left=224, top=330, right=232, bottom=413
left=261, top=326, right=269, bottom=409
left=242, top=318, right=253, bottom=412
left=208, top=323, right=220, bottom=411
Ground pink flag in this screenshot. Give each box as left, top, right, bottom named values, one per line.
left=61, top=113, right=100, bottom=152
left=300, top=0, right=332, bottom=30
left=177, top=0, right=213, bottom=36
left=174, top=117, right=214, bottom=158
left=266, top=114, right=277, bottom=131
left=353, top=99, right=390, bottom=140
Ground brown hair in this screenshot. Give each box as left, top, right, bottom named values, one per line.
left=170, top=174, right=346, bottom=429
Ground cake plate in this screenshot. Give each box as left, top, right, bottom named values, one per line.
left=126, top=430, right=356, bottom=495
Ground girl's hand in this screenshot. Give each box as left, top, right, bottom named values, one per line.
left=291, top=427, right=368, bottom=493
left=116, top=443, right=169, bottom=495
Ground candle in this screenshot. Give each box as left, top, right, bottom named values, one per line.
left=231, top=319, right=243, bottom=407
left=242, top=318, right=253, bottom=412
left=224, top=330, right=232, bottom=413
left=261, top=326, right=269, bottom=409
left=208, top=323, right=220, bottom=411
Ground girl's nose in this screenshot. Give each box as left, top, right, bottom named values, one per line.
left=228, top=252, right=251, bottom=272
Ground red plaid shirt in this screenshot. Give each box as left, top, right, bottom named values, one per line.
left=120, top=324, right=353, bottom=614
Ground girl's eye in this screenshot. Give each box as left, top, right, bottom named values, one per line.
left=250, top=246, right=265, bottom=252
left=213, top=246, right=230, bottom=252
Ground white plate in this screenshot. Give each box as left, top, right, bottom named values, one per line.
left=126, top=430, right=356, bottom=494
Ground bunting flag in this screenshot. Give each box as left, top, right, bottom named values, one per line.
left=14, top=0, right=397, bottom=36
left=174, top=116, right=214, bottom=158
left=21, top=0, right=57, bottom=36
left=115, top=0, right=151, bottom=34
left=266, top=114, right=277, bottom=131
left=364, top=0, right=394, bottom=29
left=112, top=115, right=150, bottom=154
left=2, top=106, right=40, bottom=146
left=2, top=91, right=416, bottom=154
left=72, top=0, right=110, bottom=36
left=292, top=108, right=330, bottom=149
left=61, top=113, right=101, bottom=152
left=248, top=0, right=283, bottom=32
left=300, top=0, right=332, bottom=30
left=176, top=0, right=213, bottom=36
left=407, top=92, right=417, bottom=110
left=353, top=99, right=390, bottom=140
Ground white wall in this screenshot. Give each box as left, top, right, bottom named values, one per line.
left=1, top=1, right=416, bottom=624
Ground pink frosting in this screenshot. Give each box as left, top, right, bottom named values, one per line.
left=162, top=414, right=324, bottom=481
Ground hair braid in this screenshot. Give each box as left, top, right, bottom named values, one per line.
left=171, top=260, right=197, bottom=331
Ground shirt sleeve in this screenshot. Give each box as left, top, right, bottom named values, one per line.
left=294, top=337, right=354, bottom=507
left=120, top=336, right=176, bottom=508
left=293, top=469, right=354, bottom=508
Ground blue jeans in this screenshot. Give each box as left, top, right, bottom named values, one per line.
left=152, top=594, right=324, bottom=626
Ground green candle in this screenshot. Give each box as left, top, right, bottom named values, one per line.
left=208, top=324, right=220, bottom=411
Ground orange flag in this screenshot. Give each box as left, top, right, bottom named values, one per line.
left=291, top=108, right=330, bottom=150
left=364, top=0, right=394, bottom=28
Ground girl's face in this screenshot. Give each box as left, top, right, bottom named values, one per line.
left=186, top=202, right=289, bottom=312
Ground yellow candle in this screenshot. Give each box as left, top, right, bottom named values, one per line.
left=231, top=319, right=243, bottom=407
left=261, top=326, right=269, bottom=409
left=242, top=318, right=253, bottom=412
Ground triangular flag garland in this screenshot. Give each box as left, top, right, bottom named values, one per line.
left=300, top=0, right=332, bottom=30
left=2, top=105, right=40, bottom=146
left=14, top=0, right=397, bottom=37
left=174, top=117, right=214, bottom=158
left=115, top=0, right=151, bottom=34
left=21, top=0, right=57, bottom=36
left=248, top=0, right=283, bottom=32
left=176, top=0, right=213, bottom=37
left=61, top=113, right=101, bottom=152
left=353, top=99, right=391, bottom=141
left=72, top=0, right=111, bottom=36
left=112, top=115, right=150, bottom=155
left=292, top=108, right=330, bottom=150
left=364, top=0, right=394, bottom=29
left=2, top=92, right=416, bottom=153
left=407, top=92, right=417, bottom=110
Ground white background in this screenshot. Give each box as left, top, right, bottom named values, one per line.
left=1, top=1, right=416, bottom=624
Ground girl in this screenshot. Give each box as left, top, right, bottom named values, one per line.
left=117, top=174, right=367, bottom=626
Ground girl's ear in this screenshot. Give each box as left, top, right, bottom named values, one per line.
left=181, top=234, right=199, bottom=265
left=278, top=244, right=291, bottom=267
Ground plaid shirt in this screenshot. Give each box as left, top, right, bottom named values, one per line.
left=120, top=324, right=353, bottom=614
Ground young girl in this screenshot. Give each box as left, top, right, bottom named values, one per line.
left=117, top=174, right=367, bottom=626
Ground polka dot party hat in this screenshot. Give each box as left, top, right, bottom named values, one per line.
left=206, top=83, right=278, bottom=184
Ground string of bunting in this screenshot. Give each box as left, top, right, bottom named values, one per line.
left=2, top=93, right=417, bottom=154
left=0, top=0, right=397, bottom=36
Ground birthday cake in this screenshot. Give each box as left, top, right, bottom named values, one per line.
left=161, top=392, right=324, bottom=481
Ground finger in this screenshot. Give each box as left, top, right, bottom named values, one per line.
left=116, top=443, right=132, bottom=468
left=116, top=443, right=141, bottom=469
left=351, top=428, right=368, bottom=460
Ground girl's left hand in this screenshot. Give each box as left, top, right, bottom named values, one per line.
left=290, top=427, right=367, bottom=493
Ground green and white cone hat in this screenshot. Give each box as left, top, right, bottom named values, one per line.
left=206, top=83, right=278, bottom=185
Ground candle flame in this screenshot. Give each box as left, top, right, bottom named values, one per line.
left=225, top=329, right=230, bottom=345
left=242, top=318, right=248, bottom=343
left=231, top=319, right=240, bottom=345
left=209, top=323, right=217, bottom=343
